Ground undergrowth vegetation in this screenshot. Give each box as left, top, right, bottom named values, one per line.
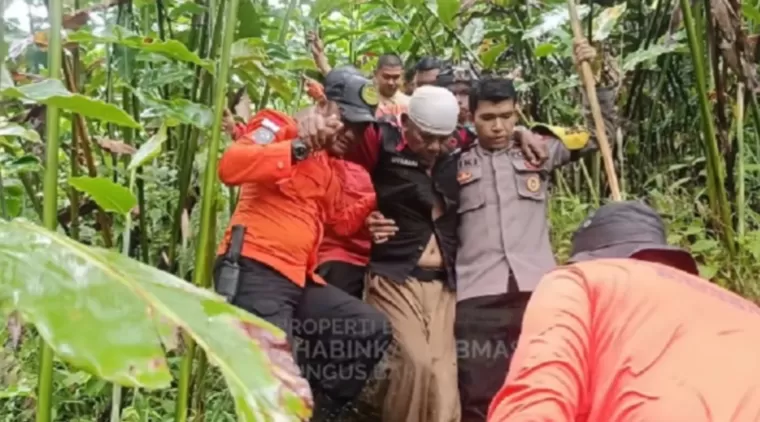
left=1, top=0, right=759, bottom=419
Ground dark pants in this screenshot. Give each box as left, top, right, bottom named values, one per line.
left=316, top=261, right=366, bottom=299
left=214, top=256, right=392, bottom=417
left=455, top=291, right=531, bottom=422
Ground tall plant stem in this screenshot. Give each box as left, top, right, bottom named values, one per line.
left=175, top=0, right=240, bottom=419
left=736, top=84, right=745, bottom=238
left=679, top=0, right=735, bottom=255
left=36, top=0, right=63, bottom=420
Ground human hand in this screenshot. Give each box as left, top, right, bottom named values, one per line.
left=306, top=31, right=324, bottom=57
left=572, top=38, right=597, bottom=68
left=366, top=211, right=398, bottom=244
left=513, top=127, right=548, bottom=167
left=297, top=108, right=343, bottom=150
left=222, top=109, right=237, bottom=137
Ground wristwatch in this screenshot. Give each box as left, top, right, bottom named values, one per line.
left=291, top=139, right=311, bottom=162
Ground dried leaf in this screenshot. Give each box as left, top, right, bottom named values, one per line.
left=180, top=209, right=192, bottom=243
left=5, top=311, right=23, bottom=351
left=98, top=138, right=137, bottom=155
left=63, top=10, right=90, bottom=30
left=234, top=92, right=252, bottom=121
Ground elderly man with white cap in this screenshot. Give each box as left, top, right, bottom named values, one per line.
left=338, top=83, right=544, bottom=422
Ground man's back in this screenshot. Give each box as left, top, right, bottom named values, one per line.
left=489, top=258, right=760, bottom=422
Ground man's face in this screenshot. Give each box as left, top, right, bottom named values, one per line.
left=404, top=79, right=416, bottom=96
left=403, top=118, right=450, bottom=167
left=448, top=82, right=471, bottom=124
left=472, top=99, right=518, bottom=149
left=375, top=65, right=403, bottom=98
left=319, top=101, right=367, bottom=156
left=414, top=69, right=440, bottom=88
left=330, top=121, right=367, bottom=156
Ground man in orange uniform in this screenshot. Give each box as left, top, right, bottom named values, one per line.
left=214, top=69, right=392, bottom=421
left=488, top=201, right=760, bottom=422
left=304, top=69, right=376, bottom=299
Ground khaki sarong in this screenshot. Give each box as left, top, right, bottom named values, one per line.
left=365, top=273, right=459, bottom=422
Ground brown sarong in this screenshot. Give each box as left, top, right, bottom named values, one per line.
left=364, top=273, right=459, bottom=422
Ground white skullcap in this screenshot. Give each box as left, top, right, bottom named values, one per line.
left=408, top=85, right=459, bottom=135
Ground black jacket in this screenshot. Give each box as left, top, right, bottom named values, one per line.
left=366, top=122, right=460, bottom=289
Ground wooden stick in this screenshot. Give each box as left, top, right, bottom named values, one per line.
left=566, top=0, right=622, bottom=201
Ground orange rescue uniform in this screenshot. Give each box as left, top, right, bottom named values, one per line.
left=488, top=258, right=760, bottom=422
left=217, top=109, right=376, bottom=287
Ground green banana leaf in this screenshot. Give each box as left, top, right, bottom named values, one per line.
left=0, top=219, right=312, bottom=421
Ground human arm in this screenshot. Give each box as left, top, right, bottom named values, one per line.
left=218, top=140, right=294, bottom=186
left=325, top=160, right=378, bottom=237
left=219, top=109, right=309, bottom=185
left=307, top=31, right=332, bottom=76
left=487, top=268, right=592, bottom=422
left=527, top=39, right=618, bottom=171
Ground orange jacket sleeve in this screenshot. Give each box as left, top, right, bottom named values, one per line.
left=487, top=267, right=592, bottom=422
left=325, top=159, right=377, bottom=237
left=218, top=109, right=301, bottom=186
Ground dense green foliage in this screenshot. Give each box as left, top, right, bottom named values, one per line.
left=1, top=0, right=759, bottom=419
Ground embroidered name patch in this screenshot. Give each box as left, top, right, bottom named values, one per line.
left=391, top=156, right=419, bottom=167
left=459, top=157, right=479, bottom=168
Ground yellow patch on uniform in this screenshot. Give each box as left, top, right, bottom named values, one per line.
left=531, top=124, right=590, bottom=150
left=457, top=171, right=473, bottom=184
left=526, top=175, right=541, bottom=192
left=361, top=84, right=379, bottom=106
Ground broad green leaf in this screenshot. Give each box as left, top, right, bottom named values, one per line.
left=68, top=176, right=137, bottom=214
left=6, top=155, right=42, bottom=174
left=622, top=42, right=686, bottom=72
left=592, top=3, right=627, bottom=41
left=691, top=238, right=719, bottom=253
left=235, top=0, right=263, bottom=40
left=461, top=18, right=485, bottom=47
left=1, top=180, right=24, bottom=218
left=480, top=42, right=508, bottom=69
left=0, top=219, right=312, bottom=421
left=0, top=64, right=12, bottom=90
left=436, top=0, right=461, bottom=27
left=1, top=80, right=140, bottom=129
left=68, top=29, right=214, bottom=73
left=534, top=43, right=557, bottom=57
left=523, top=5, right=590, bottom=40
left=742, top=3, right=760, bottom=24
left=698, top=264, right=719, bottom=280
left=138, top=95, right=214, bottom=129
left=0, top=122, right=41, bottom=143
left=128, top=125, right=168, bottom=171
left=310, top=0, right=357, bottom=17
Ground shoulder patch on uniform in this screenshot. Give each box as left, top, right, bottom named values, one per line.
left=251, top=127, right=275, bottom=145
left=361, top=84, right=379, bottom=106
left=260, top=118, right=281, bottom=133
left=457, top=171, right=473, bottom=184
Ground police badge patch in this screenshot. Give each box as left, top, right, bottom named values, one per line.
left=251, top=127, right=275, bottom=145
left=360, top=84, right=379, bottom=106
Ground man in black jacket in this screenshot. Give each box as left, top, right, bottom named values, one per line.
left=344, top=84, right=463, bottom=422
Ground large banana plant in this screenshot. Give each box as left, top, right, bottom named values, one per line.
left=0, top=218, right=312, bottom=421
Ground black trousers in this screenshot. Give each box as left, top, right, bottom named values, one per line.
left=455, top=291, right=531, bottom=422
left=214, top=256, right=392, bottom=415
left=316, top=260, right=366, bottom=299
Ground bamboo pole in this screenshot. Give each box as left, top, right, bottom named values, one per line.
left=566, top=0, right=622, bottom=201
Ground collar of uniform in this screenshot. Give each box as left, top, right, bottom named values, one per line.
left=477, top=144, right=511, bottom=156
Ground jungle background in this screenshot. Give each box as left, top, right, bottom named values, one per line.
left=1, top=0, right=759, bottom=420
